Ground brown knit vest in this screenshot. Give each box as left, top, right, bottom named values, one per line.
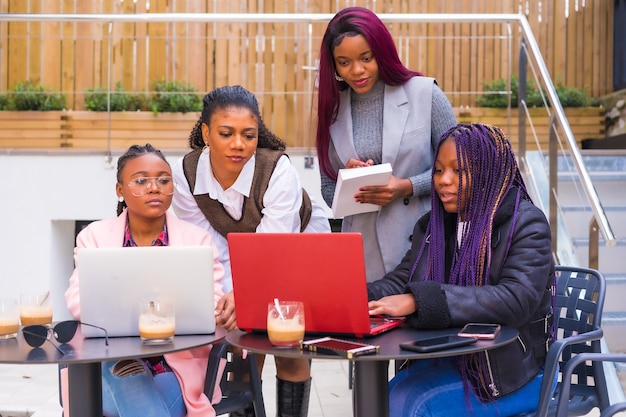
left=182, top=147, right=312, bottom=237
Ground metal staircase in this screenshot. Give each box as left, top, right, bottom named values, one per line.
left=556, top=151, right=626, bottom=354
left=525, top=148, right=626, bottom=404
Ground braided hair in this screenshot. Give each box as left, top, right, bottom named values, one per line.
left=427, top=123, right=531, bottom=287
left=419, top=123, right=534, bottom=402
left=116, top=144, right=169, bottom=216
left=188, top=85, right=286, bottom=151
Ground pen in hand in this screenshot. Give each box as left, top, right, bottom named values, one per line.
left=347, top=158, right=374, bottom=169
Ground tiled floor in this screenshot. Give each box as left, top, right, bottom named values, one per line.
left=0, top=357, right=608, bottom=417
left=0, top=357, right=354, bottom=417
left=0, top=363, right=61, bottom=417
left=261, top=358, right=353, bottom=417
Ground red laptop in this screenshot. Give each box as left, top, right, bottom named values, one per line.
left=228, top=232, right=404, bottom=338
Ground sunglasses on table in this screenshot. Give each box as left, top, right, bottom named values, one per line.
left=22, top=320, right=109, bottom=355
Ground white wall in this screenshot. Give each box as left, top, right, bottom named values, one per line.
left=0, top=149, right=330, bottom=321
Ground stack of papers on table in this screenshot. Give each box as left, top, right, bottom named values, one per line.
left=331, top=163, right=392, bottom=218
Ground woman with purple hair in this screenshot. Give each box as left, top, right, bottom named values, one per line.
left=367, top=123, right=555, bottom=416
left=316, top=6, right=457, bottom=282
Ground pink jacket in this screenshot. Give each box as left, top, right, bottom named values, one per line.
left=63, top=210, right=225, bottom=417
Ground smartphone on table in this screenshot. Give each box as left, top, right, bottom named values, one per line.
left=457, top=323, right=501, bottom=339
left=301, top=337, right=379, bottom=359
left=399, top=335, right=477, bottom=353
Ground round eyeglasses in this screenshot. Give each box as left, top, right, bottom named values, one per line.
left=127, top=176, right=175, bottom=197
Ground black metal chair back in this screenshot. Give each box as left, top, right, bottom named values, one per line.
left=204, top=341, right=266, bottom=417
left=517, top=265, right=607, bottom=417
left=557, top=352, right=626, bottom=417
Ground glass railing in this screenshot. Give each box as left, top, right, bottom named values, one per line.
left=0, top=12, right=616, bottom=269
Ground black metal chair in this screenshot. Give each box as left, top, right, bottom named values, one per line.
left=204, top=341, right=266, bottom=417
left=601, top=403, right=626, bottom=417
left=516, top=265, right=607, bottom=417
left=556, top=352, right=626, bottom=417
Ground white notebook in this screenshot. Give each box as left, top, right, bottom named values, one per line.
left=331, top=163, right=392, bottom=218
left=77, top=246, right=215, bottom=338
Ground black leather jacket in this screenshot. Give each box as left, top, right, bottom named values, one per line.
left=368, top=188, right=555, bottom=399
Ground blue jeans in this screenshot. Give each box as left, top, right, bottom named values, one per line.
left=101, top=360, right=186, bottom=417
left=389, top=358, right=547, bottom=417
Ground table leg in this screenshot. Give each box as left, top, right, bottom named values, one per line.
left=68, top=362, right=102, bottom=415
left=353, top=360, right=389, bottom=417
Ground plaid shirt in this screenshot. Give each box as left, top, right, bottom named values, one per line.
left=122, top=214, right=172, bottom=375
left=122, top=215, right=169, bottom=247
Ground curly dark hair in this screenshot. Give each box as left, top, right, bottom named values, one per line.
left=188, top=85, right=286, bottom=151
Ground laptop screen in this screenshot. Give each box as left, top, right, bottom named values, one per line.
left=228, top=233, right=393, bottom=337
left=78, top=246, right=216, bottom=337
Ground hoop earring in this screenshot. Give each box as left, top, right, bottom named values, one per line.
left=335, top=73, right=344, bottom=82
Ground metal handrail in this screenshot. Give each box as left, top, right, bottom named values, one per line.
left=515, top=19, right=617, bottom=267
left=0, top=12, right=521, bottom=23
left=0, top=12, right=616, bottom=252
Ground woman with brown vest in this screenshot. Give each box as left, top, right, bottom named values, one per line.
left=172, top=85, right=330, bottom=417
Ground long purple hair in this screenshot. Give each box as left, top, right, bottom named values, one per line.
left=421, top=123, right=538, bottom=402
left=427, top=123, right=531, bottom=287
left=315, top=6, right=423, bottom=180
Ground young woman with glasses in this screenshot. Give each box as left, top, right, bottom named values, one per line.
left=63, top=144, right=226, bottom=417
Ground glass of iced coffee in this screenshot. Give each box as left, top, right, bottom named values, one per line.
left=138, top=300, right=175, bottom=344
left=20, top=291, right=53, bottom=326
left=0, top=298, right=20, bottom=339
left=267, top=300, right=305, bottom=347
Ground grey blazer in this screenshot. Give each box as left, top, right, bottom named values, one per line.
left=327, top=77, right=444, bottom=281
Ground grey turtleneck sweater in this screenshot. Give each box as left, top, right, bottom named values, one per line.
left=351, top=80, right=385, bottom=166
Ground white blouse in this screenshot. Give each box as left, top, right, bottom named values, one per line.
left=171, top=147, right=330, bottom=292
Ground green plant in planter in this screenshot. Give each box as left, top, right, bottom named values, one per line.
left=555, top=84, right=599, bottom=107
left=148, top=79, right=202, bottom=114
left=477, top=75, right=543, bottom=108
left=6, top=80, right=66, bottom=110
left=0, top=93, right=8, bottom=110
left=477, top=75, right=597, bottom=108
left=84, top=81, right=146, bottom=111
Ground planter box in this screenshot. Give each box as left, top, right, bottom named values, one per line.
left=454, top=107, right=606, bottom=150
left=0, top=111, right=69, bottom=148
left=0, top=111, right=200, bottom=150
left=0, top=108, right=605, bottom=151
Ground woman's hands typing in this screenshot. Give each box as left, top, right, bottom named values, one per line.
left=368, top=293, right=416, bottom=317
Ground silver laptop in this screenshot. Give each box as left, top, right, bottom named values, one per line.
left=77, top=246, right=215, bottom=338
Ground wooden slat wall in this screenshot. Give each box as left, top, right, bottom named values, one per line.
left=0, top=1, right=6, bottom=89
left=0, top=0, right=615, bottom=148
left=454, top=107, right=606, bottom=149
